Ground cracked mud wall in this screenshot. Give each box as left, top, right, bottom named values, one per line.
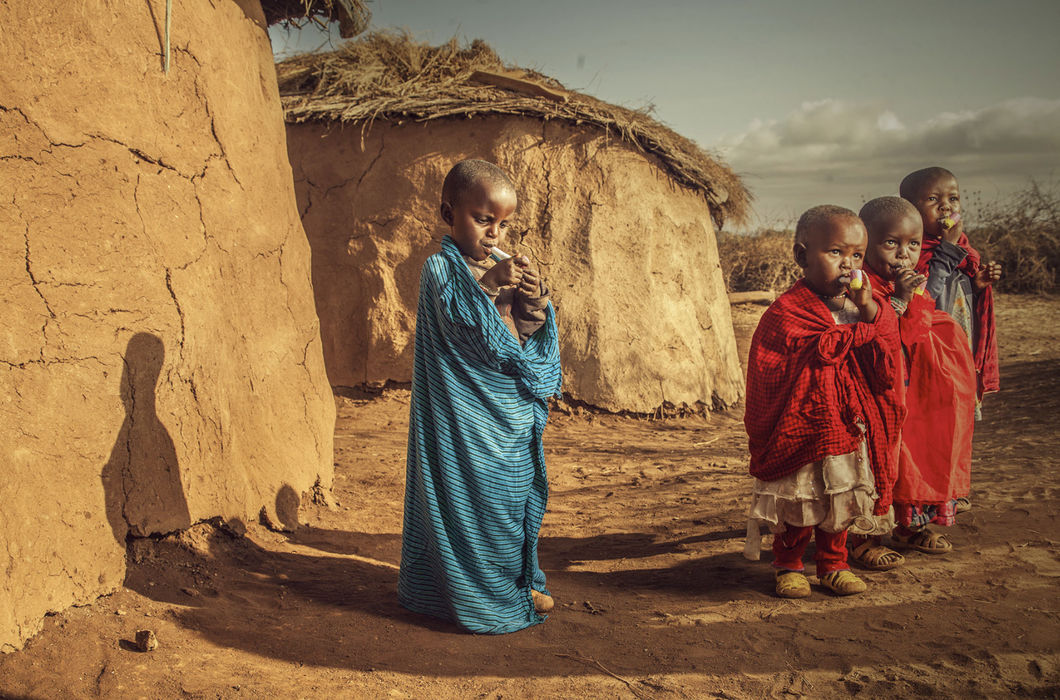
left=288, top=116, right=744, bottom=412
left=0, top=1, right=334, bottom=651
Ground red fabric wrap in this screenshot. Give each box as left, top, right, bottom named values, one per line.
left=918, top=234, right=1000, bottom=399
left=744, top=280, right=905, bottom=513
left=865, top=267, right=976, bottom=506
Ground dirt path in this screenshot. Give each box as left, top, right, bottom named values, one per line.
left=2, top=295, right=1059, bottom=699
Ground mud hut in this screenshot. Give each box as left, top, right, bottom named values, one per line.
left=0, top=0, right=367, bottom=652
left=279, top=34, right=750, bottom=413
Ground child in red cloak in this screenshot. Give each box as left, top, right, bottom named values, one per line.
left=900, top=167, right=1002, bottom=514
left=743, top=205, right=905, bottom=598
left=846, top=197, right=977, bottom=568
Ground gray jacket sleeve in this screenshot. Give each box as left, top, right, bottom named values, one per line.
left=925, top=240, right=968, bottom=302
left=512, top=282, right=551, bottom=343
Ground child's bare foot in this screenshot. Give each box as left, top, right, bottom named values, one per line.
left=850, top=539, right=905, bottom=570
left=955, top=497, right=972, bottom=514
left=819, top=569, right=867, bottom=596
left=775, top=570, right=811, bottom=599
left=531, top=589, right=554, bottom=613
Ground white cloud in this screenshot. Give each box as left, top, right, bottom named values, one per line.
left=714, top=98, right=1060, bottom=228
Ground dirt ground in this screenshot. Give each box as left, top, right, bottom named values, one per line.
left=2, top=294, right=1059, bottom=699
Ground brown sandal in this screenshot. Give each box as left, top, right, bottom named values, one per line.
left=893, top=528, right=952, bottom=554
left=850, top=539, right=905, bottom=570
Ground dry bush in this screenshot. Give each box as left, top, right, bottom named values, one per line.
left=968, top=181, right=1060, bottom=294
left=717, top=229, right=801, bottom=293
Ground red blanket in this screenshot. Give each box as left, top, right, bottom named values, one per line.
left=918, top=234, right=1000, bottom=399
left=745, top=280, right=905, bottom=513
left=865, top=267, right=976, bottom=505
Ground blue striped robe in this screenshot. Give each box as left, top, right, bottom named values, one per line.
left=398, top=236, right=563, bottom=634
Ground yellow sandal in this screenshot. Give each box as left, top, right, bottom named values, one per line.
left=775, top=570, right=811, bottom=599
left=819, top=569, right=867, bottom=596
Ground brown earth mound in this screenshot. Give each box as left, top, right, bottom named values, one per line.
left=0, top=0, right=333, bottom=651
left=288, top=116, right=744, bottom=412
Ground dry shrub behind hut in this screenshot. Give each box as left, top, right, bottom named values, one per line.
left=970, top=181, right=1060, bottom=294
left=717, top=230, right=801, bottom=293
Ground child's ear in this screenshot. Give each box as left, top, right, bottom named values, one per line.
left=440, top=201, right=454, bottom=226
left=793, top=242, right=808, bottom=269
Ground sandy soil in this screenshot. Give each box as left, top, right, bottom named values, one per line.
left=2, top=294, right=1059, bottom=699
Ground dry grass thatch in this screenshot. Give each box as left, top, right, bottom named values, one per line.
left=261, top=0, right=369, bottom=37
left=276, top=32, right=750, bottom=228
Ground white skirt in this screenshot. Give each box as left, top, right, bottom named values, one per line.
left=743, top=434, right=895, bottom=561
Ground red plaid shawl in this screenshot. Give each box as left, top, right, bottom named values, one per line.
left=864, top=267, right=976, bottom=506
left=918, top=233, right=1000, bottom=399
left=745, top=280, right=905, bottom=513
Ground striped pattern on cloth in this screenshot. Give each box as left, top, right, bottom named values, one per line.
left=398, top=236, right=563, bottom=634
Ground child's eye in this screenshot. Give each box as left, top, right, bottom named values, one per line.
left=927, top=196, right=937, bottom=202
left=853, top=252, right=863, bottom=259
left=910, top=241, right=921, bottom=248
left=499, top=221, right=510, bottom=229
left=949, top=195, right=960, bottom=202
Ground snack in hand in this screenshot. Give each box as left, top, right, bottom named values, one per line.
left=941, top=212, right=962, bottom=230
left=849, top=268, right=864, bottom=290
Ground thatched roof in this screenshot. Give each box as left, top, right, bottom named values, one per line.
left=262, top=0, right=369, bottom=38
left=276, top=33, right=750, bottom=228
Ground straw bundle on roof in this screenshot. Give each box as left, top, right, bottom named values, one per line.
left=262, top=0, right=369, bottom=37
left=277, top=32, right=750, bottom=227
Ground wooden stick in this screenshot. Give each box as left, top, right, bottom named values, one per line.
left=469, top=70, right=567, bottom=102
left=728, top=290, right=776, bottom=305
left=554, top=653, right=650, bottom=699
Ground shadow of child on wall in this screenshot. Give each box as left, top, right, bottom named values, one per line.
left=101, top=332, right=190, bottom=546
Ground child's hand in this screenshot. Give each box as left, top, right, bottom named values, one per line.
left=893, top=267, right=926, bottom=303
left=514, top=259, right=543, bottom=299
left=848, top=269, right=880, bottom=322
left=479, top=256, right=527, bottom=291
left=973, top=261, right=1002, bottom=292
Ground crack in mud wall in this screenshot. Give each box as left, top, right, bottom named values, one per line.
left=0, top=0, right=334, bottom=652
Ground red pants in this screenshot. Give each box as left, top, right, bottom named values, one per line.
left=772, top=526, right=849, bottom=576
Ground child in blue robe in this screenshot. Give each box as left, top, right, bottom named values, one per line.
left=398, top=160, right=562, bottom=634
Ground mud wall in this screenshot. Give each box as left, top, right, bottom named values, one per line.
left=287, top=116, right=743, bottom=412
left=0, top=0, right=334, bottom=651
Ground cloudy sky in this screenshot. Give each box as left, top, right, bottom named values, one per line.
left=270, top=0, right=1060, bottom=229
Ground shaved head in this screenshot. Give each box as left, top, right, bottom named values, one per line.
left=859, top=196, right=920, bottom=239
left=899, top=167, right=956, bottom=201
left=794, top=204, right=860, bottom=246
left=441, top=159, right=515, bottom=207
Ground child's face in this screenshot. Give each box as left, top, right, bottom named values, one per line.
left=866, top=213, right=923, bottom=281
left=440, top=179, right=517, bottom=261
left=795, top=216, right=868, bottom=297
left=909, top=174, right=960, bottom=238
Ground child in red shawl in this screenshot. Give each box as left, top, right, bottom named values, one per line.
left=744, top=205, right=905, bottom=598
left=900, top=167, right=1002, bottom=513
left=847, top=197, right=977, bottom=568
